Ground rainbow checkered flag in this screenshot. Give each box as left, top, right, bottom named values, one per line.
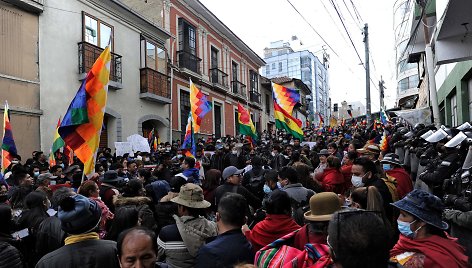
left=1, top=101, right=17, bottom=174
left=59, top=46, right=111, bottom=177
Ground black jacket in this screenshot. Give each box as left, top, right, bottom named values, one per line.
left=0, top=241, right=23, bottom=268
left=214, top=183, right=261, bottom=210
left=419, top=151, right=461, bottom=196
left=36, top=239, right=119, bottom=268
left=196, top=229, right=254, bottom=268
left=365, top=177, right=394, bottom=220
left=35, top=216, right=66, bottom=261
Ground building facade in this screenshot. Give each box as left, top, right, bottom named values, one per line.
left=0, top=0, right=44, bottom=158
left=262, top=41, right=330, bottom=124
left=164, top=0, right=265, bottom=140
left=39, top=0, right=171, bottom=151
left=393, top=0, right=421, bottom=109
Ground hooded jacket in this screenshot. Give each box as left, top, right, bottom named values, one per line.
left=157, top=215, right=217, bottom=268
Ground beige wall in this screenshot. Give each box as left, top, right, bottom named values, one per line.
left=0, top=2, right=41, bottom=159
left=119, top=0, right=164, bottom=26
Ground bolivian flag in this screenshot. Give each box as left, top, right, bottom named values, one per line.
left=238, top=103, right=257, bottom=142
left=274, top=101, right=303, bottom=140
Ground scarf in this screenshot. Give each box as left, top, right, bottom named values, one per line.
left=64, top=232, right=99, bottom=245
left=390, top=234, right=469, bottom=268
left=246, top=214, right=301, bottom=252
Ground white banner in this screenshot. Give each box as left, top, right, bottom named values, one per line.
left=115, top=142, right=134, bottom=157
left=393, top=107, right=432, bottom=126
left=127, top=134, right=151, bottom=153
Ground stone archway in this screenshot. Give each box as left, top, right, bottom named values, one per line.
left=138, top=114, right=170, bottom=142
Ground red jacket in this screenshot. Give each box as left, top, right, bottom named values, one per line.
left=244, top=214, right=300, bottom=252
left=340, top=164, right=353, bottom=192
left=319, top=168, right=344, bottom=194
left=386, top=167, right=413, bottom=199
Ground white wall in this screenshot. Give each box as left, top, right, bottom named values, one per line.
left=39, top=0, right=169, bottom=151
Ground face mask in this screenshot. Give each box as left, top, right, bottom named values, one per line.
left=144, top=157, right=150, bottom=162
left=232, top=150, right=238, bottom=155
left=271, top=152, right=277, bottom=157
left=34, top=171, right=40, bottom=177
left=397, top=220, right=417, bottom=238
left=263, top=184, right=271, bottom=194
left=351, top=175, right=364, bottom=187
left=276, top=181, right=283, bottom=189
left=11, top=160, right=19, bottom=165
left=177, top=154, right=183, bottom=158
left=166, top=147, right=171, bottom=151
left=60, top=163, right=65, bottom=168
left=382, top=164, right=392, bottom=171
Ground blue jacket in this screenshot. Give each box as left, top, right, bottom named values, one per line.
left=196, top=229, right=254, bottom=268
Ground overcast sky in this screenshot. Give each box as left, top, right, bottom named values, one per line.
left=200, top=0, right=397, bottom=112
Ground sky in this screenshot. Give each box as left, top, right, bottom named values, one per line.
left=199, top=0, right=398, bottom=112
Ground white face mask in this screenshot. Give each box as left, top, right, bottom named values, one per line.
left=271, top=152, right=277, bottom=157
left=351, top=174, right=365, bottom=187
left=232, top=150, right=238, bottom=155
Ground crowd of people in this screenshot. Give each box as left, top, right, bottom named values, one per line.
left=0, top=121, right=471, bottom=268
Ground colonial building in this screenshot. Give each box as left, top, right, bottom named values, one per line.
left=159, top=0, right=266, bottom=140
left=39, top=0, right=171, bottom=151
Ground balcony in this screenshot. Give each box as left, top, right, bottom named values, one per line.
left=139, top=68, right=171, bottom=104
left=210, top=68, right=228, bottom=92
left=231, top=80, right=247, bottom=99
left=78, top=42, right=122, bottom=89
left=249, top=90, right=261, bottom=104
left=177, top=50, right=201, bottom=78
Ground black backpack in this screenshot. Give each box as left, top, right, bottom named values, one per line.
left=247, top=169, right=266, bottom=199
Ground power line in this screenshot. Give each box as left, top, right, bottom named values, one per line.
left=350, top=0, right=364, bottom=24
left=285, top=0, right=340, bottom=58
left=328, top=0, right=364, bottom=65
left=342, top=0, right=362, bottom=30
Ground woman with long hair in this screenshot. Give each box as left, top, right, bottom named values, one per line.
left=315, top=156, right=344, bottom=194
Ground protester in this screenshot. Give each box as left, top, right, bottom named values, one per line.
left=242, top=190, right=300, bottom=252
left=99, top=170, right=123, bottom=212
left=314, top=149, right=329, bottom=180
left=78, top=180, right=114, bottom=238
left=105, top=206, right=140, bottom=241
left=157, top=183, right=217, bottom=267
left=196, top=193, right=254, bottom=268
left=214, top=166, right=261, bottom=210
left=315, top=156, right=344, bottom=194
left=328, top=210, right=394, bottom=268
left=117, top=227, right=157, bottom=268
left=36, top=194, right=119, bottom=268
left=381, top=153, right=413, bottom=199
left=390, top=189, right=469, bottom=267
left=293, top=192, right=342, bottom=249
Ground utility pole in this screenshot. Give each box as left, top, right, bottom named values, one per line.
left=379, top=76, right=385, bottom=110
left=363, top=23, right=371, bottom=124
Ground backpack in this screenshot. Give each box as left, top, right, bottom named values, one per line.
left=248, top=169, right=266, bottom=198
left=383, top=174, right=399, bottom=202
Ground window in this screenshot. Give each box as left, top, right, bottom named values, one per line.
left=178, top=18, right=196, bottom=55
left=397, top=75, right=419, bottom=92
left=249, top=70, right=258, bottom=92
left=83, top=12, right=113, bottom=51
left=451, top=93, right=457, bottom=126
left=278, top=62, right=282, bottom=72
left=397, top=59, right=417, bottom=74
left=266, top=65, right=271, bottom=76
left=265, top=93, right=271, bottom=114
left=180, top=90, right=191, bottom=134
left=142, top=39, right=166, bottom=74
left=210, top=46, right=219, bottom=69
left=271, top=63, right=275, bottom=70
left=214, top=104, right=222, bottom=138
left=234, top=110, right=239, bottom=136
left=232, top=61, right=239, bottom=81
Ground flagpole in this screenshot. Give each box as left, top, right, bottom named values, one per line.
left=1, top=101, right=7, bottom=174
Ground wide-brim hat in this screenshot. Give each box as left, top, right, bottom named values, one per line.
left=64, top=165, right=81, bottom=174
left=304, top=192, right=341, bottom=221
left=391, top=189, right=448, bottom=230
left=171, top=183, right=211, bottom=208
left=380, top=153, right=402, bottom=166
left=101, top=170, right=124, bottom=184
left=357, top=144, right=380, bottom=155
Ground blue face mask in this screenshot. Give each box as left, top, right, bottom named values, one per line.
left=383, top=164, right=392, bottom=171
left=263, top=184, right=271, bottom=194
left=397, top=220, right=416, bottom=238
left=34, top=171, right=40, bottom=177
